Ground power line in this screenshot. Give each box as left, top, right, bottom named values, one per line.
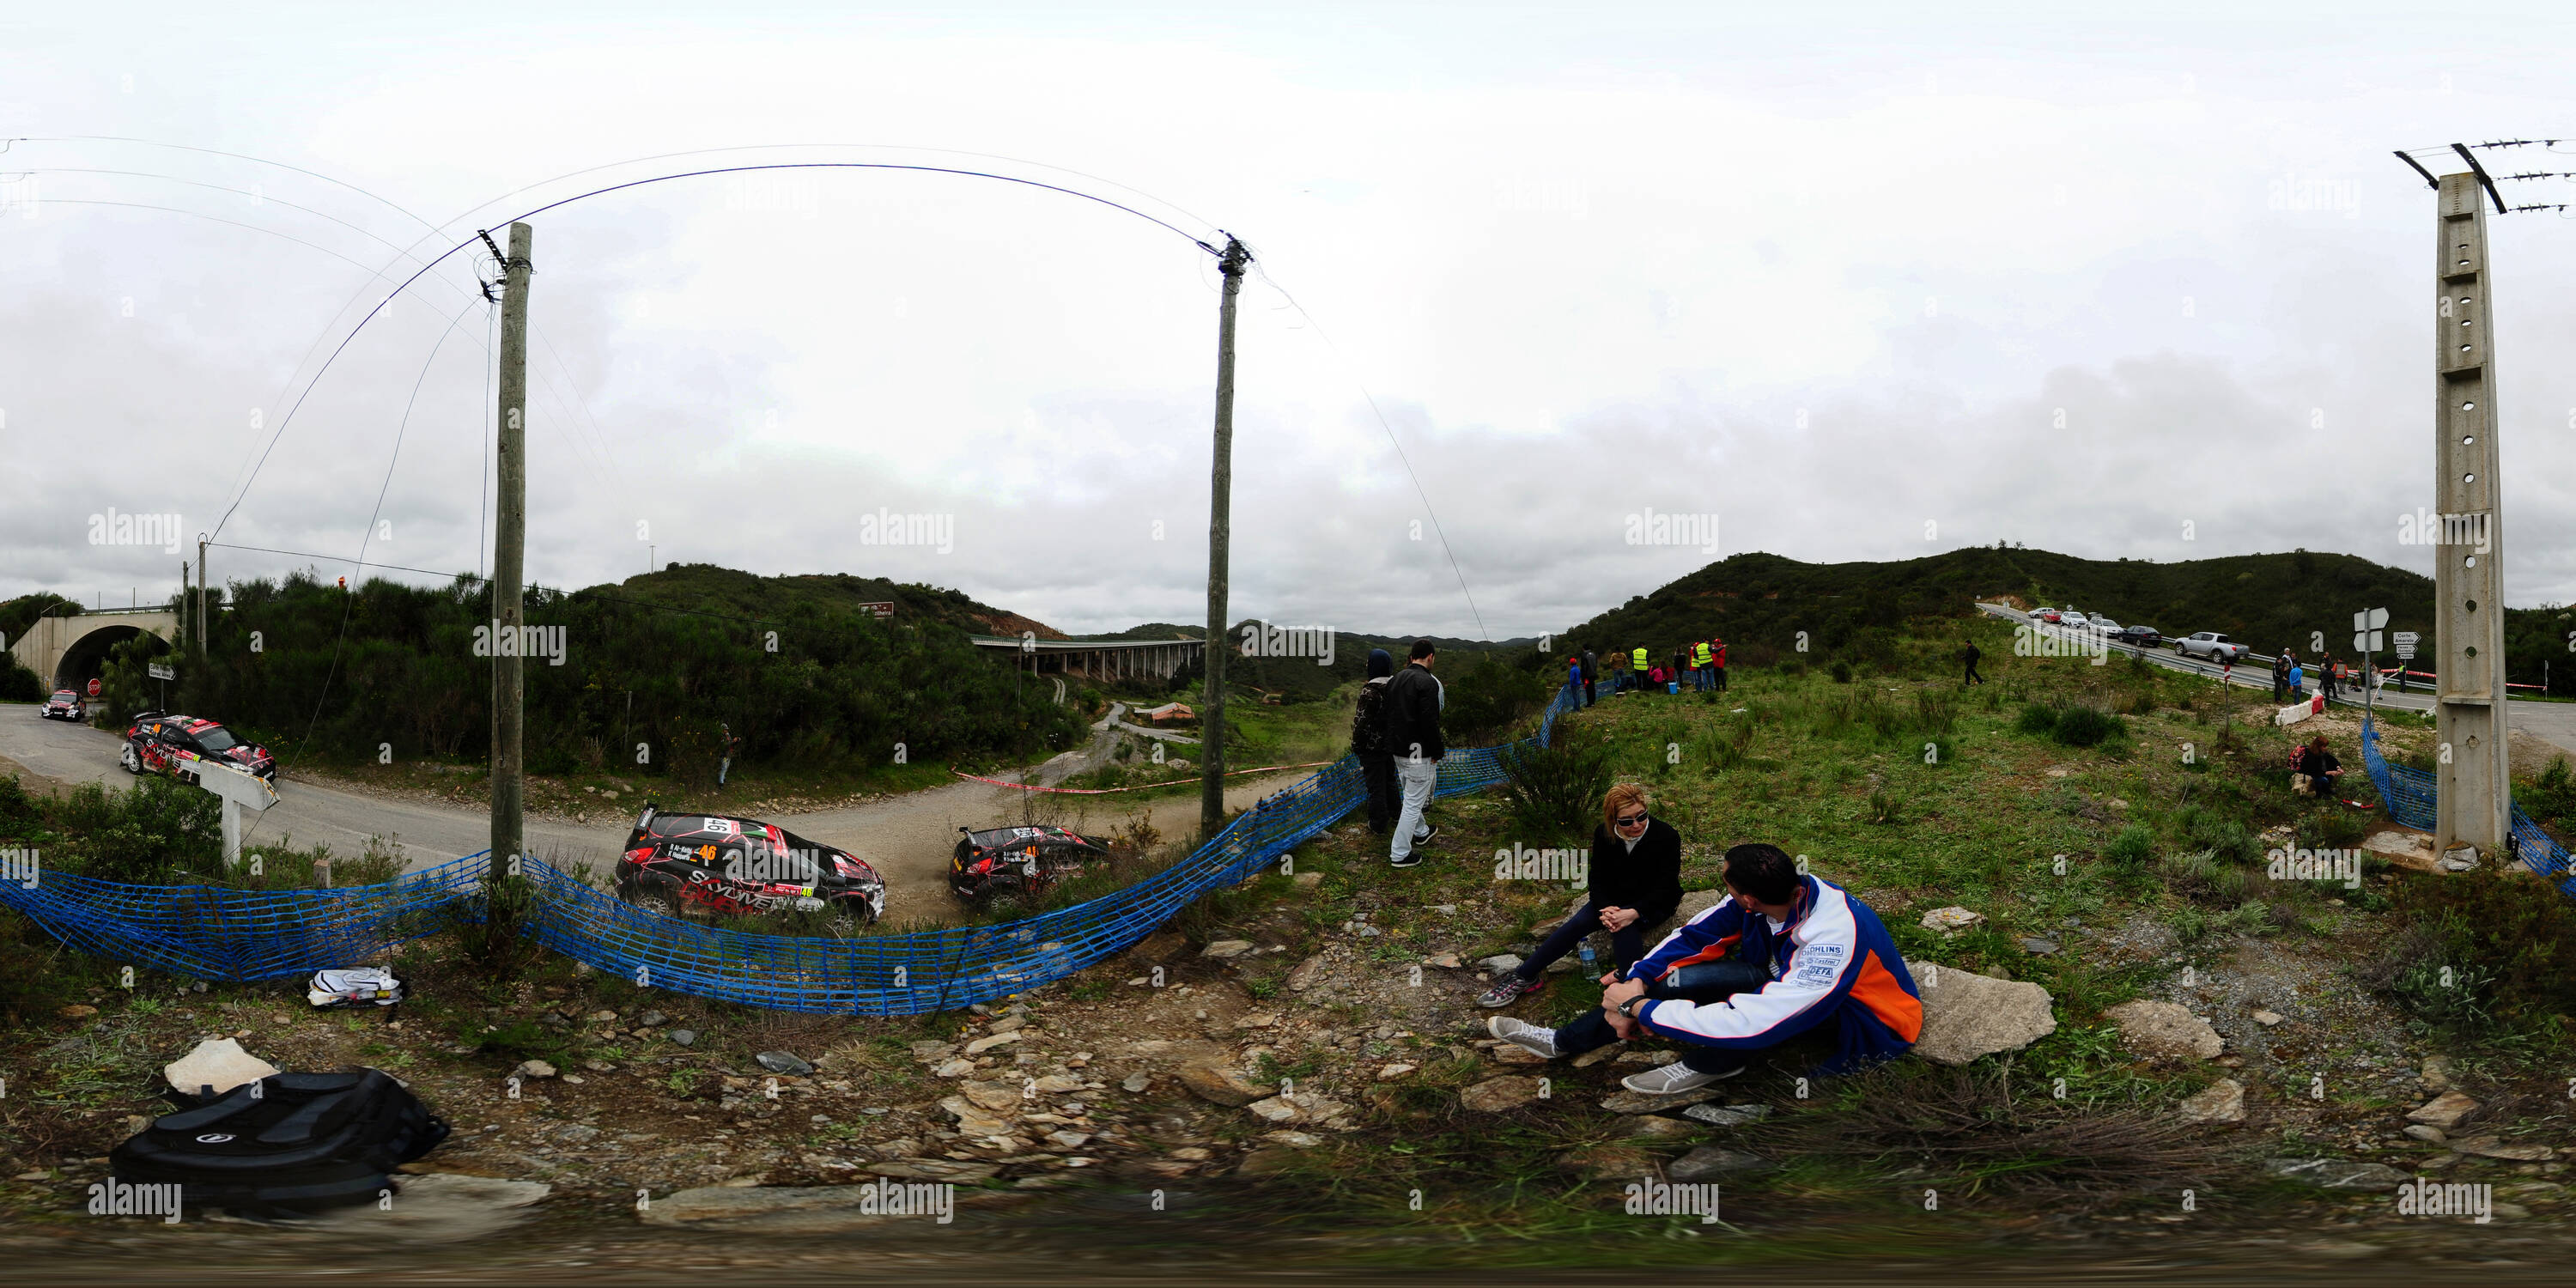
left=1242, top=258, right=1492, bottom=642
left=206, top=159, right=1229, bottom=545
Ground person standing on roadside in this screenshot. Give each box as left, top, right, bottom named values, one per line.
left=2271, top=650, right=2290, bottom=703
left=1351, top=648, right=1399, bottom=835
left=2287, top=657, right=2306, bottom=706
left=1692, top=638, right=1713, bottom=692
left=1383, top=640, right=1446, bottom=868
left=1581, top=648, right=1599, bottom=708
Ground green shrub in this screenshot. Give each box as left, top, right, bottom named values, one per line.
left=2014, top=703, right=2059, bottom=736
left=1829, top=660, right=1852, bottom=683
left=1497, top=726, right=1617, bottom=841
left=1913, top=689, right=1957, bottom=735
left=2376, top=865, right=2576, bottom=1027
left=2526, top=756, right=2576, bottom=829
left=2104, top=823, right=2154, bottom=871
left=2050, top=706, right=2124, bottom=748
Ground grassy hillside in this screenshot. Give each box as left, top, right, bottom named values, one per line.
left=1562, top=547, right=2572, bottom=696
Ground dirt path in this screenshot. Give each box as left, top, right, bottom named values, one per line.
left=0, top=702, right=1329, bottom=925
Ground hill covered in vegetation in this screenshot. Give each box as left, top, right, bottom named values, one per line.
left=1562, top=547, right=2572, bottom=696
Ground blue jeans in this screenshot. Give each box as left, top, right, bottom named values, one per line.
left=1513, top=898, right=1644, bottom=981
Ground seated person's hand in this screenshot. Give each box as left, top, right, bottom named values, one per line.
left=1600, top=906, right=1637, bottom=931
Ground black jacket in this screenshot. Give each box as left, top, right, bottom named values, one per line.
left=1589, top=817, right=1683, bottom=929
left=1581, top=650, right=1598, bottom=681
left=1351, top=677, right=1394, bottom=756
left=1383, top=662, right=1445, bottom=762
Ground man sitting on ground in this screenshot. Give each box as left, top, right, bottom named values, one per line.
left=1489, top=844, right=1922, bottom=1092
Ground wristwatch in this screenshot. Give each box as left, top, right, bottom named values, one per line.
left=1617, top=995, right=1646, bottom=1018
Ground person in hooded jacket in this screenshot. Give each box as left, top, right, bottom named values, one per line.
left=1351, top=648, right=1400, bottom=834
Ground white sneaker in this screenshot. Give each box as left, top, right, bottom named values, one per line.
left=1486, top=1015, right=1561, bottom=1060
left=1618, top=1061, right=1739, bottom=1096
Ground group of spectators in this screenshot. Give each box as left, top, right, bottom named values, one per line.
left=2270, top=648, right=2359, bottom=705
left=1349, top=638, right=1924, bottom=1091
left=1560, top=638, right=1729, bottom=708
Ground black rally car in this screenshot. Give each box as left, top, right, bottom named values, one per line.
left=615, top=805, right=885, bottom=933
left=121, top=712, right=278, bottom=782
left=951, top=823, right=1115, bottom=902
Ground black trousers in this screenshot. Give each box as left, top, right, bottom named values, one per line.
left=1962, top=659, right=1982, bottom=684
left=1513, top=898, right=1646, bottom=981
left=1360, top=752, right=1397, bottom=833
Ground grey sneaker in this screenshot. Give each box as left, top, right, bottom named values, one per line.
left=1476, top=976, right=1543, bottom=1008
left=1619, top=1061, right=1740, bottom=1096
left=1486, top=1015, right=1561, bottom=1059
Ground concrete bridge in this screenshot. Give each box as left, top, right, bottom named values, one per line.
left=969, top=635, right=1203, bottom=683
left=8, top=608, right=179, bottom=691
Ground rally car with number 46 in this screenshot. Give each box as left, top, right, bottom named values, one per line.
left=121, top=712, right=277, bottom=783
left=615, top=805, right=885, bottom=933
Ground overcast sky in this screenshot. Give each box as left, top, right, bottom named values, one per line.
left=8, top=3, right=2576, bottom=640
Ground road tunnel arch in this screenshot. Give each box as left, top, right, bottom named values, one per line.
left=52, top=623, right=150, bottom=693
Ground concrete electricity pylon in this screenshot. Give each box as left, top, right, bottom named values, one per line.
left=2396, top=145, right=2527, bottom=860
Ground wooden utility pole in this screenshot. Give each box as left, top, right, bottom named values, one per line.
left=1200, top=237, right=1250, bottom=839
left=195, top=537, right=207, bottom=659
left=489, top=222, right=533, bottom=882
left=2428, top=169, right=2511, bottom=858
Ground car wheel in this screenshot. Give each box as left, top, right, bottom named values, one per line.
left=119, top=744, right=142, bottom=775
left=825, top=906, right=868, bottom=938
left=622, top=882, right=690, bottom=922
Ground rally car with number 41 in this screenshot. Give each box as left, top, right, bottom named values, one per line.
left=951, top=823, right=1115, bottom=902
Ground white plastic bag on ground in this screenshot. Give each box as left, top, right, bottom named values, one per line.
left=164, top=1036, right=280, bottom=1097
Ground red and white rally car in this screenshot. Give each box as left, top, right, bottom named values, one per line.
left=120, top=711, right=278, bottom=783
left=41, top=690, right=87, bottom=721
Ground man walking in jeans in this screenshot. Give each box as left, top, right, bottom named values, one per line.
left=1383, top=640, right=1445, bottom=868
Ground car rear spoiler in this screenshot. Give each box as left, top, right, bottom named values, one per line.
left=633, top=802, right=657, bottom=836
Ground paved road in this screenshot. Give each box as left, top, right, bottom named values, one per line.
left=1974, top=603, right=2576, bottom=758
left=0, top=705, right=1316, bottom=919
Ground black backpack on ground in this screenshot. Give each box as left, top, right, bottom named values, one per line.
left=111, top=1068, right=450, bottom=1217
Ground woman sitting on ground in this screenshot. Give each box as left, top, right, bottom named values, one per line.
left=1479, top=783, right=1683, bottom=1007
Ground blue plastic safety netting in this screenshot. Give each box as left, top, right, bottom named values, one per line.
left=3, top=683, right=1580, bottom=1012
left=2361, top=717, right=2574, bottom=894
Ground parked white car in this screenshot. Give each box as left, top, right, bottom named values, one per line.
left=2175, top=631, right=2249, bottom=664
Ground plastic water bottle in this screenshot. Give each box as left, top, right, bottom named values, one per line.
left=1579, top=939, right=1596, bottom=971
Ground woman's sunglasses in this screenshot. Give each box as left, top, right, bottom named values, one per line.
left=1614, top=812, right=1648, bottom=829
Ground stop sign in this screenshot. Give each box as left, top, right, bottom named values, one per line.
left=86, top=678, right=100, bottom=699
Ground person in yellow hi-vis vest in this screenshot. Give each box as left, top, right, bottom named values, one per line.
left=1631, top=646, right=1649, bottom=695
left=1692, top=640, right=1713, bottom=692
